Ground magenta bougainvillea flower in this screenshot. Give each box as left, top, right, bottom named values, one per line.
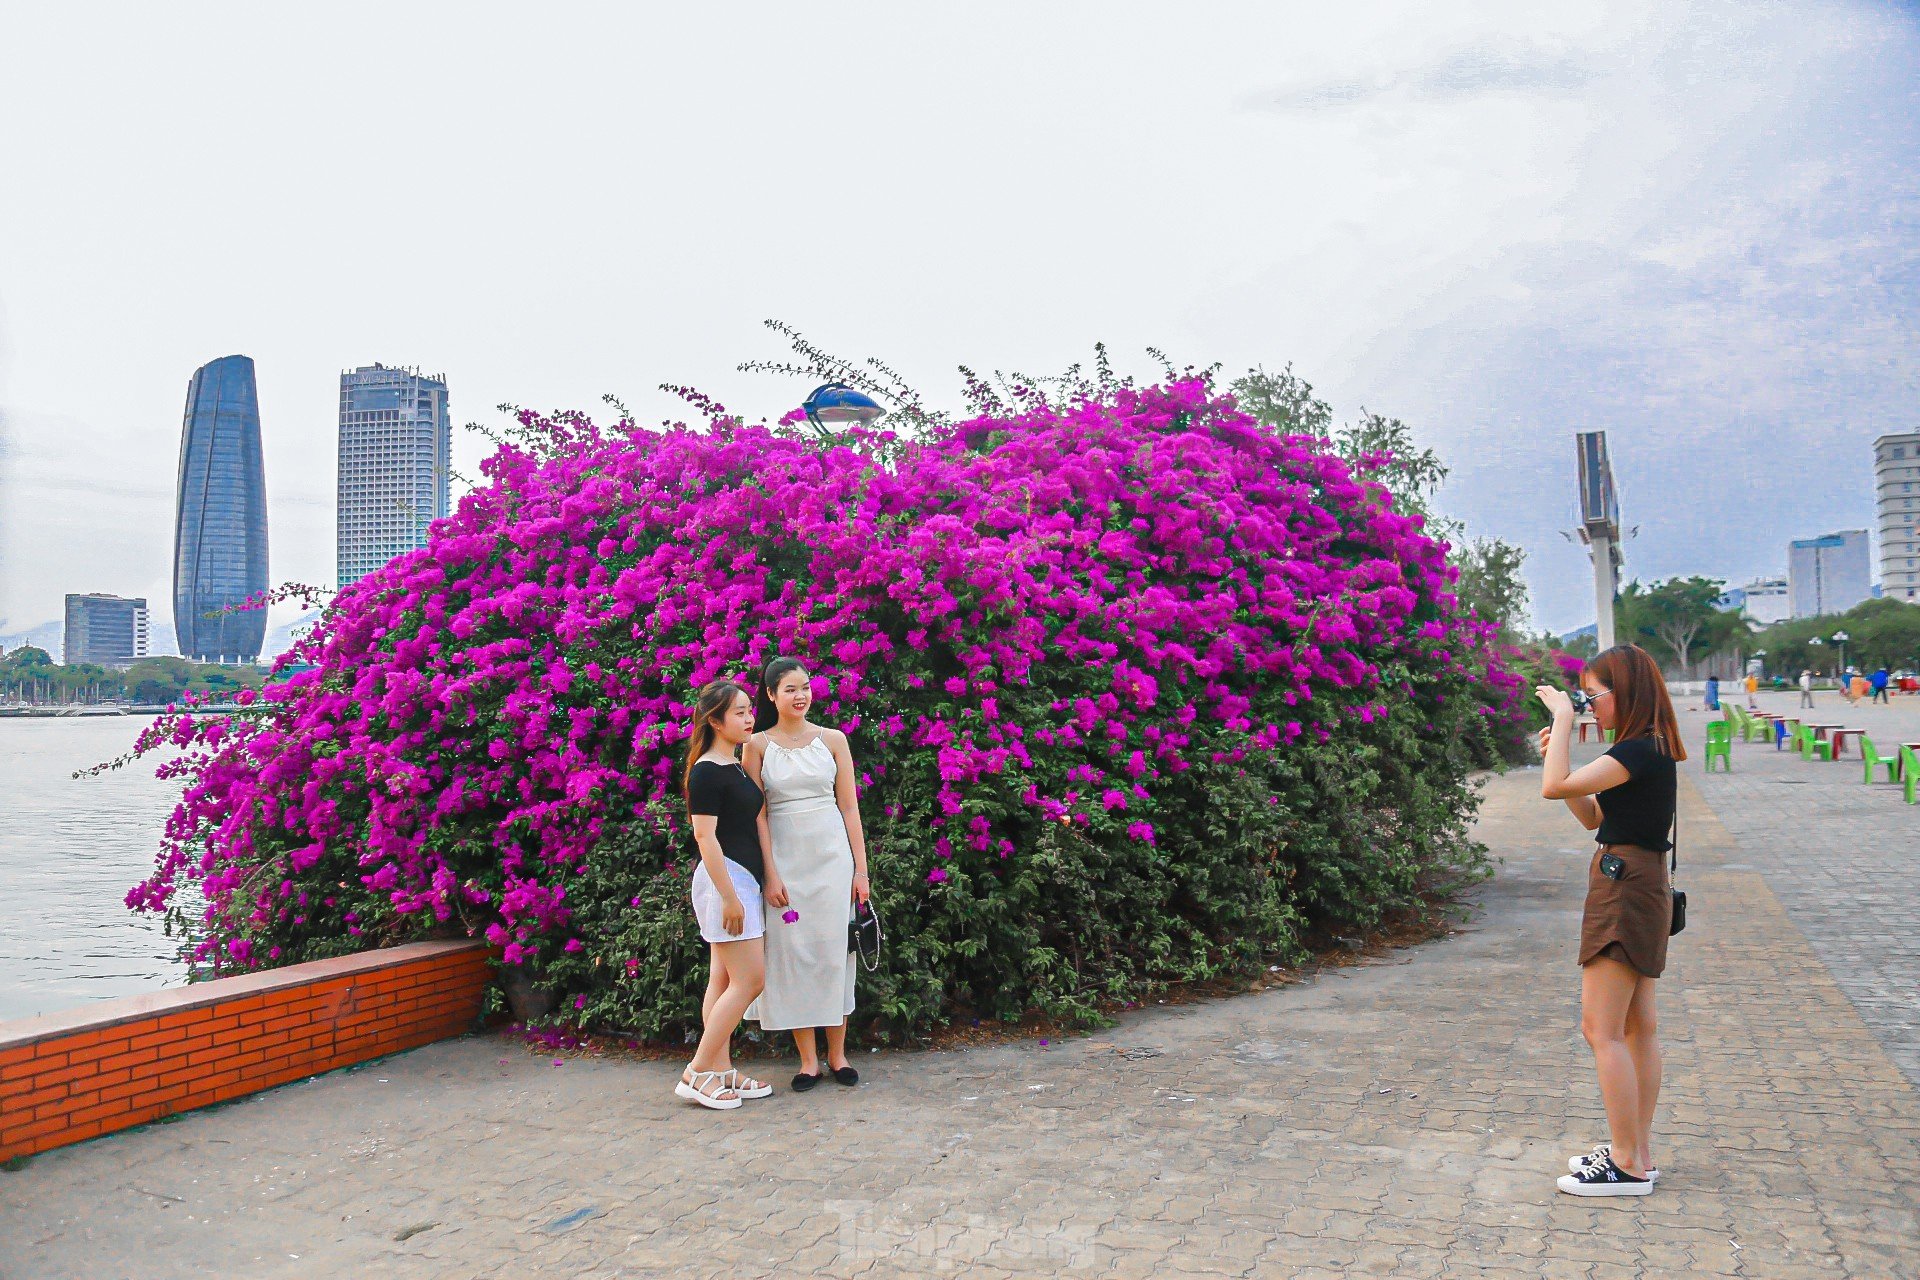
left=781, top=909, right=800, bottom=924
left=125, top=377, right=1515, bottom=1038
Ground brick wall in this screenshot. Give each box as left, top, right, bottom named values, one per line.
left=0, top=940, right=492, bottom=1162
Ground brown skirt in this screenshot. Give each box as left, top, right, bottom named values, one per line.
left=1579, top=843, right=1671, bottom=978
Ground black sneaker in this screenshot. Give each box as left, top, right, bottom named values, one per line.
left=1569, top=1143, right=1659, bottom=1182
left=1557, top=1155, right=1652, bottom=1197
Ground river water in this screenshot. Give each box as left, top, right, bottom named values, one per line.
left=0, top=718, right=190, bottom=1022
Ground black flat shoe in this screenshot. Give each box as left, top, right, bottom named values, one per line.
left=830, top=1066, right=859, bottom=1087
left=791, top=1072, right=822, bottom=1092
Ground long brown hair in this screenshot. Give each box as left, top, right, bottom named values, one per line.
left=1586, top=644, right=1687, bottom=761
left=682, top=679, right=752, bottom=799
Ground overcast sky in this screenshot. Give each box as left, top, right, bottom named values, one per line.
left=2, top=1, right=1916, bottom=647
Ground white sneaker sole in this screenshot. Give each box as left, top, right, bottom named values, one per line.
left=675, top=1081, right=741, bottom=1110
left=1569, top=1156, right=1659, bottom=1181
left=1557, top=1174, right=1651, bottom=1196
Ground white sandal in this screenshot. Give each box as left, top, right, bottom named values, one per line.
left=729, top=1069, right=772, bottom=1100
left=675, top=1067, right=742, bottom=1110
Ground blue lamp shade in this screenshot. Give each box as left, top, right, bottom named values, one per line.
left=802, top=382, right=885, bottom=432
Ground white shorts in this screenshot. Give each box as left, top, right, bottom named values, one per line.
left=691, top=858, right=766, bottom=943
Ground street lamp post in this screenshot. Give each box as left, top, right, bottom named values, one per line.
left=801, top=382, right=885, bottom=441
left=1833, top=630, right=1850, bottom=677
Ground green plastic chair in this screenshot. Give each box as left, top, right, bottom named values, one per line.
left=1796, top=724, right=1832, bottom=761
left=1861, top=736, right=1899, bottom=784
left=1703, top=721, right=1732, bottom=772
left=1903, top=745, right=1920, bottom=804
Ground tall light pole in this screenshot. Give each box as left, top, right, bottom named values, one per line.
left=1572, top=431, right=1624, bottom=652
left=1833, top=630, right=1850, bottom=676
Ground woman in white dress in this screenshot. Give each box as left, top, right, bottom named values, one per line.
left=743, top=658, right=870, bottom=1090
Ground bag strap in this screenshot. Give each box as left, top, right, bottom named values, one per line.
left=1670, top=797, right=1679, bottom=875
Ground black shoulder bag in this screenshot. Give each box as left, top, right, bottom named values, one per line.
left=1668, top=805, right=1686, bottom=936
left=848, top=898, right=884, bottom=971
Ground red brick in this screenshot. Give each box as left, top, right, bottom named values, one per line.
left=8, top=1113, right=84, bottom=1145
left=95, top=1077, right=156, bottom=1107
left=38, top=1092, right=87, bottom=1121
left=125, top=1026, right=182, bottom=1054
left=152, top=1008, right=206, bottom=1033
left=1, top=1052, right=58, bottom=1082
left=154, top=1063, right=218, bottom=1091
left=23, top=1059, right=100, bottom=1091
left=69, top=1097, right=135, bottom=1127
left=8, top=1081, right=70, bottom=1114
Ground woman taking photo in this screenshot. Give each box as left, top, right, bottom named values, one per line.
left=1537, top=644, right=1684, bottom=1197
left=743, top=658, right=869, bottom=1091
left=678, top=679, right=785, bottom=1111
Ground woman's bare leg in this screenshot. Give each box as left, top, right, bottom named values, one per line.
left=689, top=939, right=765, bottom=1078
left=1623, top=974, right=1661, bottom=1168
left=702, top=942, right=728, bottom=1025
left=792, top=1027, right=820, bottom=1076
left=824, top=1021, right=851, bottom=1071
left=1580, top=955, right=1649, bottom=1177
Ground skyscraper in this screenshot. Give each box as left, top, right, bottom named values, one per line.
left=1787, top=530, right=1871, bottom=619
left=174, top=355, right=269, bottom=663
left=337, top=365, right=450, bottom=587
left=1874, top=431, right=1920, bottom=603
left=63, top=594, right=148, bottom=667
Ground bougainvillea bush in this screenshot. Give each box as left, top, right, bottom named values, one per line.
left=129, top=378, right=1520, bottom=1041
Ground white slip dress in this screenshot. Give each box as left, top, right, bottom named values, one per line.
left=747, top=735, right=857, bottom=1031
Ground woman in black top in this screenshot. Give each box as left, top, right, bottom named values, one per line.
left=675, top=680, right=790, bottom=1111
left=1537, top=644, right=1687, bottom=1197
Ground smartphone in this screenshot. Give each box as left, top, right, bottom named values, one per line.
left=1599, top=853, right=1626, bottom=881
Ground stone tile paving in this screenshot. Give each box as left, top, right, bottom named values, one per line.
left=1692, top=690, right=1920, bottom=1091
left=1, top=760, right=1916, bottom=1278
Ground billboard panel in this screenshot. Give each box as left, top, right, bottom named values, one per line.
left=1576, top=430, right=1620, bottom=539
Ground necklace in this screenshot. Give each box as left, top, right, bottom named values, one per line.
left=767, top=724, right=816, bottom=749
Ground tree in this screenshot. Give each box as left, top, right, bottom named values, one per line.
left=1615, top=578, right=1733, bottom=673
left=1451, top=536, right=1532, bottom=644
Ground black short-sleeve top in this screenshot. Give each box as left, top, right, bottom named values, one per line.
left=1596, top=735, right=1677, bottom=852
left=687, top=760, right=765, bottom=884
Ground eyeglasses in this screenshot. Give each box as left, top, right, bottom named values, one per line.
left=1569, top=688, right=1612, bottom=714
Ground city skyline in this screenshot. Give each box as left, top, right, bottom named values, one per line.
left=1, top=5, right=1917, bottom=642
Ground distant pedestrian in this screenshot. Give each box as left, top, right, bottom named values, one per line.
left=1536, top=644, right=1683, bottom=1197
left=1703, top=675, right=1719, bottom=711
left=1799, top=669, right=1814, bottom=708
left=1871, top=667, right=1891, bottom=705
left=1841, top=670, right=1859, bottom=706
left=1744, top=673, right=1759, bottom=709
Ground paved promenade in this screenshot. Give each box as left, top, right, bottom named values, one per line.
left=3, top=744, right=1917, bottom=1278
left=1696, top=690, right=1920, bottom=1090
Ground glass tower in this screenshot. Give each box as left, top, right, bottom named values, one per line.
left=63, top=594, right=149, bottom=667
left=173, top=355, right=269, bottom=662
left=337, top=365, right=450, bottom=587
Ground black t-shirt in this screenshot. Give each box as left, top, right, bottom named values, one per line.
left=687, top=760, right=765, bottom=884
left=1596, top=735, right=1677, bottom=852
